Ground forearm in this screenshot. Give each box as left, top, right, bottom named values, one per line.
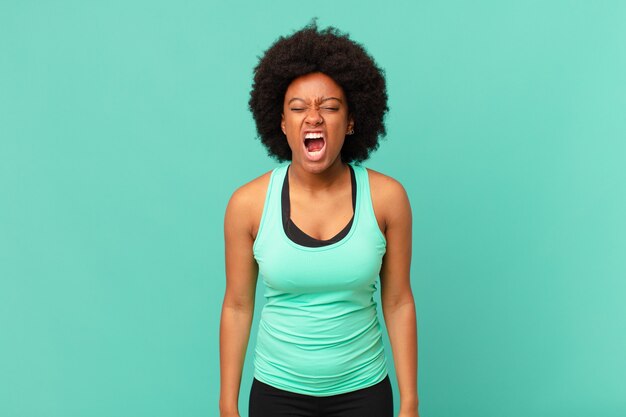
left=383, top=298, right=418, bottom=411
left=219, top=304, right=254, bottom=414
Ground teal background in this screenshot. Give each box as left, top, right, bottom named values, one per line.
left=1, top=1, right=625, bottom=416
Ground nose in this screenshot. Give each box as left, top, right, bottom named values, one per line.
left=304, top=108, right=323, bottom=126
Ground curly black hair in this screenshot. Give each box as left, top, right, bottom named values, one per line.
left=249, top=22, right=388, bottom=163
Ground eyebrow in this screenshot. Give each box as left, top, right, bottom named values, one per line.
left=288, top=97, right=343, bottom=104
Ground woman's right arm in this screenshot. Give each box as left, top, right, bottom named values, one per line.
left=219, top=186, right=260, bottom=417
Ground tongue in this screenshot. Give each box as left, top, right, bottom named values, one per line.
left=305, top=138, right=324, bottom=152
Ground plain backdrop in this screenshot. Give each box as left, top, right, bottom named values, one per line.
left=1, top=1, right=625, bottom=416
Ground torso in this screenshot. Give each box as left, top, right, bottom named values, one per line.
left=250, top=163, right=389, bottom=395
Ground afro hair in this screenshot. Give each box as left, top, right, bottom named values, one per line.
left=249, top=22, right=388, bottom=163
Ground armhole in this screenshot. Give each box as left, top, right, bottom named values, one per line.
left=252, top=169, right=277, bottom=255
left=362, top=167, right=387, bottom=245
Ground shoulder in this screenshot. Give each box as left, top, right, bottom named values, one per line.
left=365, top=167, right=410, bottom=205
left=227, top=170, right=273, bottom=210
left=225, top=170, right=274, bottom=236
left=364, top=167, right=412, bottom=230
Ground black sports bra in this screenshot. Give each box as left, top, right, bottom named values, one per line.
left=281, top=165, right=356, bottom=248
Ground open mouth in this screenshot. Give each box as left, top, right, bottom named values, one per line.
left=304, top=132, right=325, bottom=159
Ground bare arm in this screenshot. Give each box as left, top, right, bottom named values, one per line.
left=219, top=188, right=259, bottom=417
left=377, top=177, right=419, bottom=417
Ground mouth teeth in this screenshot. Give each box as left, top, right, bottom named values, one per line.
left=304, top=132, right=324, bottom=139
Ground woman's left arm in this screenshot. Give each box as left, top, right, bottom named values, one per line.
left=377, top=177, right=419, bottom=417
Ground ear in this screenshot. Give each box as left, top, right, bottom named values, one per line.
left=281, top=113, right=286, bottom=135
left=347, top=115, right=354, bottom=133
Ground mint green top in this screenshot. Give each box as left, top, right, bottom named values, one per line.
left=252, top=163, right=388, bottom=396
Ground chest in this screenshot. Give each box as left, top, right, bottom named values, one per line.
left=289, top=188, right=354, bottom=241
left=256, top=229, right=385, bottom=293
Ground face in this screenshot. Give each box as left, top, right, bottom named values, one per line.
left=281, top=72, right=354, bottom=173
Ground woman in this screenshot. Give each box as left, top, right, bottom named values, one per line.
left=220, top=23, right=419, bottom=417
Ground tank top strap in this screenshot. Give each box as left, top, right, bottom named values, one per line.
left=253, top=164, right=288, bottom=255
left=350, top=163, right=387, bottom=245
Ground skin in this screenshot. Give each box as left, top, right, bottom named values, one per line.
left=219, top=72, right=419, bottom=417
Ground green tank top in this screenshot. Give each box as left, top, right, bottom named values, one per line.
left=252, top=162, right=388, bottom=396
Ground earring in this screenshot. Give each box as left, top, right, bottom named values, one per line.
left=347, top=128, right=354, bottom=135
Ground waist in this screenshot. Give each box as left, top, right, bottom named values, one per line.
left=253, top=306, right=387, bottom=395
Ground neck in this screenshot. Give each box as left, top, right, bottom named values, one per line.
left=288, top=158, right=349, bottom=192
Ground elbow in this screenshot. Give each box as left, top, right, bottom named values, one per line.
left=222, top=292, right=256, bottom=314
left=382, top=291, right=415, bottom=314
